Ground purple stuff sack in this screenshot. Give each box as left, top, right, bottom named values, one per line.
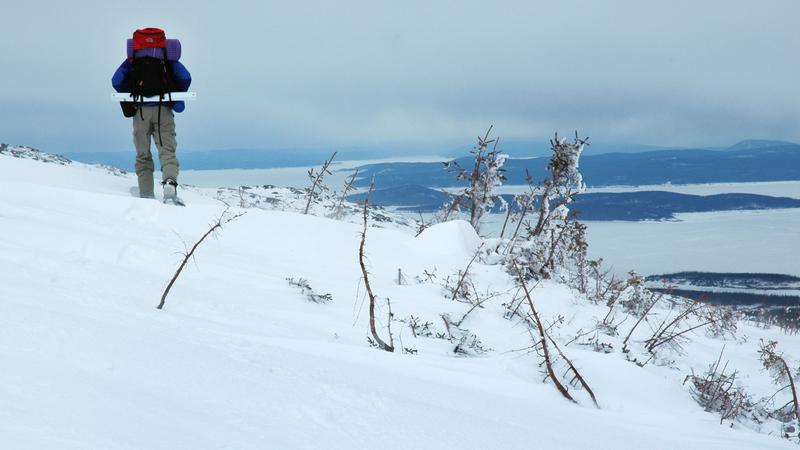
left=127, top=38, right=181, bottom=61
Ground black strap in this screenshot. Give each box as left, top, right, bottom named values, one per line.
left=156, top=49, right=169, bottom=147
left=157, top=98, right=162, bottom=146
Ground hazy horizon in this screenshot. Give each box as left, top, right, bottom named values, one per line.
left=58, top=138, right=796, bottom=159
left=2, top=1, right=799, bottom=154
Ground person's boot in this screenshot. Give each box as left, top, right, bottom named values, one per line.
left=162, top=178, right=177, bottom=199
left=137, top=172, right=155, bottom=199
left=162, top=178, right=184, bottom=205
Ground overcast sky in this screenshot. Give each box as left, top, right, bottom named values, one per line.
left=2, top=0, right=799, bottom=154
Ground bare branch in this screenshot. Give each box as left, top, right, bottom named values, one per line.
left=451, top=243, right=485, bottom=302
left=358, top=181, right=394, bottom=352
left=158, top=209, right=245, bottom=310
left=512, top=259, right=574, bottom=403
left=304, top=152, right=337, bottom=215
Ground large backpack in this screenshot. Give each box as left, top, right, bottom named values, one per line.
left=125, top=28, right=175, bottom=145
left=129, top=28, right=175, bottom=101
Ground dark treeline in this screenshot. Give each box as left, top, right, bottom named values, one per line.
left=647, top=272, right=800, bottom=289
left=352, top=142, right=800, bottom=188
left=348, top=188, right=800, bottom=221
left=650, top=288, right=800, bottom=307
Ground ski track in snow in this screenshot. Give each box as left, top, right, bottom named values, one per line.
left=0, top=151, right=798, bottom=449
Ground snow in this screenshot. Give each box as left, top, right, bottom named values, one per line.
left=182, top=165, right=800, bottom=278
left=1, top=148, right=798, bottom=449
left=495, top=180, right=800, bottom=198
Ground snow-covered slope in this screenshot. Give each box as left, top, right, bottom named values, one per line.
left=0, top=149, right=797, bottom=449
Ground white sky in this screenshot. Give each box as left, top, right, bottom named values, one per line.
left=1, top=0, right=799, bottom=153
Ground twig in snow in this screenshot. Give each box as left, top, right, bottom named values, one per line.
left=512, top=259, right=574, bottom=403
left=157, top=208, right=245, bottom=310
left=358, top=181, right=394, bottom=352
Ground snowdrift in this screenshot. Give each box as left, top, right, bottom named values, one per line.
left=0, top=146, right=796, bottom=449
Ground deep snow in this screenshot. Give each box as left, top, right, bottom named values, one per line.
left=182, top=164, right=800, bottom=278
left=1, top=148, right=798, bottom=449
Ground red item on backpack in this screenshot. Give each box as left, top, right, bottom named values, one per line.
left=133, top=28, right=167, bottom=50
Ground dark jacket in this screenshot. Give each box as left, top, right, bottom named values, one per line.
left=111, top=59, right=192, bottom=112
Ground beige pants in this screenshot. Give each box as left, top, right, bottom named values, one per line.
left=133, top=105, right=179, bottom=197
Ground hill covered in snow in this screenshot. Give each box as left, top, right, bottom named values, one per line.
left=1, top=145, right=799, bottom=449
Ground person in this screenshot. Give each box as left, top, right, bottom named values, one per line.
left=111, top=28, right=191, bottom=201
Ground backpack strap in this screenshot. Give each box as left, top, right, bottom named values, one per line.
left=156, top=49, right=171, bottom=147
left=157, top=97, right=163, bottom=146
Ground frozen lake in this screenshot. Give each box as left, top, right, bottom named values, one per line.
left=582, top=209, right=799, bottom=277
left=181, top=156, right=448, bottom=191
left=496, top=180, right=800, bottom=198
left=181, top=166, right=799, bottom=278
left=466, top=208, right=800, bottom=278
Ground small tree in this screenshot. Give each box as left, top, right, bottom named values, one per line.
left=505, top=132, right=588, bottom=280
left=330, top=169, right=359, bottom=219
left=759, top=340, right=800, bottom=429
left=158, top=209, right=245, bottom=310
left=528, top=132, right=587, bottom=238
left=303, top=152, right=337, bottom=215
left=512, top=259, right=598, bottom=407
left=443, top=126, right=508, bottom=233
left=358, top=182, right=395, bottom=352
left=685, top=348, right=756, bottom=424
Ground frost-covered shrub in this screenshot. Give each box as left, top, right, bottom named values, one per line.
left=643, top=299, right=706, bottom=357
left=439, top=126, right=508, bottom=233
left=214, top=184, right=415, bottom=231
left=453, top=331, right=489, bottom=356
left=328, top=169, right=360, bottom=220
left=619, top=271, right=648, bottom=315
left=704, top=306, right=742, bottom=339
left=685, top=358, right=757, bottom=424
left=499, top=132, right=588, bottom=281
left=303, top=152, right=336, bottom=215
left=402, top=313, right=490, bottom=357
left=441, top=269, right=476, bottom=304
left=286, top=277, right=333, bottom=304
left=758, top=340, right=800, bottom=428
left=407, top=315, right=435, bottom=338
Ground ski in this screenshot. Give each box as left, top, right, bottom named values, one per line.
left=112, top=92, right=197, bottom=102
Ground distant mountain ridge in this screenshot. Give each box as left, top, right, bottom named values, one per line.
left=348, top=187, right=800, bottom=221
left=350, top=140, right=800, bottom=188
left=63, top=139, right=797, bottom=172
left=726, top=139, right=798, bottom=151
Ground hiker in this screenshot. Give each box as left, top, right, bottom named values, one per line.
left=111, top=27, right=191, bottom=203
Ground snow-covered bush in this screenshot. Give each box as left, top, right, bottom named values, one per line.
left=214, top=184, right=416, bottom=231
left=406, top=315, right=435, bottom=338
left=704, top=306, right=742, bottom=339
left=286, top=277, right=333, bottom=304
left=329, top=169, right=360, bottom=220
left=453, top=331, right=489, bottom=356
left=439, top=126, right=508, bottom=233
left=685, top=354, right=759, bottom=424
left=759, top=340, right=800, bottom=432
left=484, top=132, right=588, bottom=282
left=303, top=152, right=336, bottom=215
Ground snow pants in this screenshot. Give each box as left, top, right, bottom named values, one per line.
left=133, top=105, right=179, bottom=198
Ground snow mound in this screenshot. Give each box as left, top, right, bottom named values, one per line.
left=414, top=219, right=482, bottom=257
